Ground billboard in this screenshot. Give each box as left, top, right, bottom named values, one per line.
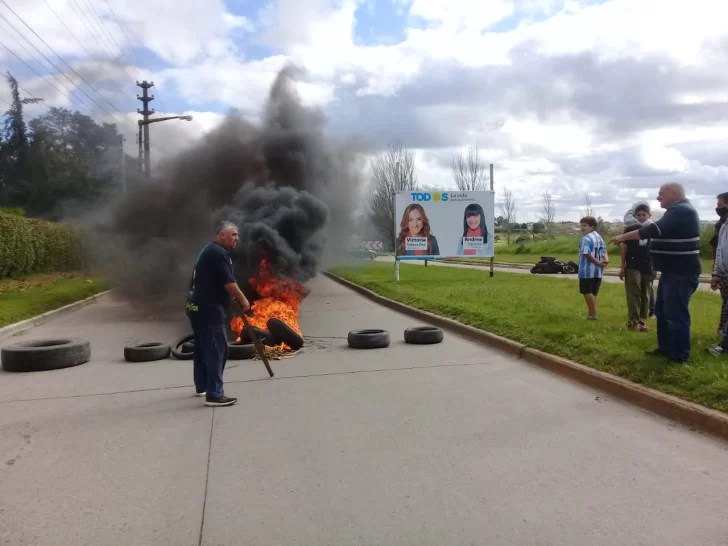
left=394, top=191, right=495, bottom=258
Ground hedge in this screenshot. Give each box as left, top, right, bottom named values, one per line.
left=0, top=213, right=85, bottom=278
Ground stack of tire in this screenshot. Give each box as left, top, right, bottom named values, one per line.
left=530, top=256, right=578, bottom=275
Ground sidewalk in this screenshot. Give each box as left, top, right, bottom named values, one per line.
left=1, top=278, right=727, bottom=545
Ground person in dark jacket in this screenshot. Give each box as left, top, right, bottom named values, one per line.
left=610, top=182, right=701, bottom=363
left=710, top=192, right=728, bottom=335
left=619, top=203, right=654, bottom=331
left=186, top=221, right=251, bottom=407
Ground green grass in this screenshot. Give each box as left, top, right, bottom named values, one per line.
left=0, top=275, right=110, bottom=328
left=331, top=262, right=728, bottom=413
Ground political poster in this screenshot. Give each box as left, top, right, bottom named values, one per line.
left=394, top=190, right=496, bottom=258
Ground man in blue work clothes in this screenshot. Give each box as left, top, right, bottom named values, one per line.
left=186, top=221, right=251, bottom=407
left=610, top=182, right=701, bottom=363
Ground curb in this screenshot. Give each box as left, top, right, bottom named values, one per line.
left=323, top=271, right=728, bottom=442
left=0, top=289, right=113, bottom=342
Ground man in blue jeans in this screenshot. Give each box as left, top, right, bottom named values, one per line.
left=610, top=182, right=701, bottom=363
left=186, top=221, right=251, bottom=407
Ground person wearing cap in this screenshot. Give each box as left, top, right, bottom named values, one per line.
left=610, top=182, right=701, bottom=363
left=619, top=202, right=654, bottom=331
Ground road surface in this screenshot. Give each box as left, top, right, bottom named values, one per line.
left=375, top=256, right=717, bottom=294
left=1, top=277, right=727, bottom=545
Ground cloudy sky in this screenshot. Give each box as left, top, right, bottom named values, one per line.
left=1, top=0, right=726, bottom=221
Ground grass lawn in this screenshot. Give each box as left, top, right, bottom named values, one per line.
left=0, top=272, right=110, bottom=328
left=330, top=262, right=728, bottom=413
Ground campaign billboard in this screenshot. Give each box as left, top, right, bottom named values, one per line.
left=394, top=190, right=495, bottom=258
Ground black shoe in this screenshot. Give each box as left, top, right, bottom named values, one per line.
left=644, top=348, right=668, bottom=357
left=205, top=396, right=237, bottom=407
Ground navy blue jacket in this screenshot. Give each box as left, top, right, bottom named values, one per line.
left=638, top=199, right=701, bottom=276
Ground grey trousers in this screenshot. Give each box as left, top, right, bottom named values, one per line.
left=625, top=268, right=651, bottom=323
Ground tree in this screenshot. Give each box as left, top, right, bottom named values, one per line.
left=532, top=222, right=545, bottom=234
left=451, top=143, right=488, bottom=191
left=499, top=188, right=517, bottom=243
left=367, top=140, right=418, bottom=251
left=0, top=71, right=43, bottom=206
left=582, top=194, right=594, bottom=218
left=540, top=191, right=556, bottom=236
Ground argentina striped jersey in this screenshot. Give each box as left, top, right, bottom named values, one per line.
left=578, top=231, right=606, bottom=279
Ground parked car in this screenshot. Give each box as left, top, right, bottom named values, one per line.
left=347, top=245, right=377, bottom=260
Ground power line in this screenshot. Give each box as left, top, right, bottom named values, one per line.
left=66, top=0, right=128, bottom=79
left=0, top=11, right=98, bottom=116
left=0, top=0, right=126, bottom=122
left=0, top=34, right=94, bottom=116
left=103, top=0, right=135, bottom=50
left=42, top=0, right=136, bottom=106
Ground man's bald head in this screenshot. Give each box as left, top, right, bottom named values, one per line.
left=657, top=182, right=686, bottom=209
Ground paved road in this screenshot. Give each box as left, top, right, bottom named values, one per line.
left=376, top=256, right=717, bottom=294
left=1, top=277, right=727, bottom=545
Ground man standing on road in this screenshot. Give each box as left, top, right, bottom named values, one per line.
left=186, top=221, right=251, bottom=407
left=610, top=182, right=701, bottom=363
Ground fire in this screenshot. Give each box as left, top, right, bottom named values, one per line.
left=230, top=259, right=306, bottom=350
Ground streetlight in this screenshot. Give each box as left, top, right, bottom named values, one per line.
left=138, top=114, right=194, bottom=179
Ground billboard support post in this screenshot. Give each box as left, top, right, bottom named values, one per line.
left=489, top=163, right=495, bottom=278
left=395, top=256, right=400, bottom=281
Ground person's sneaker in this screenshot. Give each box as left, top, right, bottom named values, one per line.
left=637, top=321, right=649, bottom=332
left=587, top=316, right=599, bottom=321
left=707, top=345, right=728, bottom=357
left=205, top=396, right=237, bottom=407
left=195, top=390, right=206, bottom=397
left=644, top=348, right=668, bottom=357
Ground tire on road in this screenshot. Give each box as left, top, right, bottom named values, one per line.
left=553, top=260, right=565, bottom=267
left=227, top=342, right=257, bottom=360
left=267, top=318, right=304, bottom=351
left=181, top=342, right=195, bottom=353
left=404, top=326, right=444, bottom=345
left=540, top=256, right=556, bottom=265
left=124, top=342, right=171, bottom=362
left=1, top=338, right=91, bottom=372
left=563, top=265, right=577, bottom=274
left=171, top=334, right=194, bottom=360
left=241, top=326, right=277, bottom=347
left=347, top=329, right=391, bottom=349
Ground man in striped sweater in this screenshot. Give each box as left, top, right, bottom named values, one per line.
left=610, top=182, right=701, bottom=363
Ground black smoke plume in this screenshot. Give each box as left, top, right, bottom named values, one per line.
left=99, top=66, right=363, bottom=308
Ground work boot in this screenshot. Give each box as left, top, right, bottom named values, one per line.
left=205, top=396, right=237, bottom=407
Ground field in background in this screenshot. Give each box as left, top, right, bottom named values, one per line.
left=331, top=262, right=727, bottom=413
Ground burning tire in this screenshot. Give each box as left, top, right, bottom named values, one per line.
left=241, top=327, right=277, bottom=347
left=171, top=334, right=195, bottom=360
left=124, top=342, right=171, bottom=362
left=404, top=326, right=444, bottom=345
left=267, top=318, right=304, bottom=351
left=347, top=329, right=390, bottom=349
left=1, top=338, right=91, bottom=372
left=227, top=342, right=257, bottom=360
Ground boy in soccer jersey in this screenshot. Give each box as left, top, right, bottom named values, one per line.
left=578, top=217, right=609, bottom=320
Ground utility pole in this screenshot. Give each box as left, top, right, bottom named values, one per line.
left=119, top=134, right=126, bottom=195
left=137, top=125, right=142, bottom=180
left=136, top=80, right=154, bottom=180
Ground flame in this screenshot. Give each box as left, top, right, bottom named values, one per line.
left=230, top=259, right=306, bottom=351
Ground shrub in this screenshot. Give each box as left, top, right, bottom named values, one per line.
left=0, top=213, right=85, bottom=278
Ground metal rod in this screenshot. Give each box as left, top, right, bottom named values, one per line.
left=490, top=163, right=495, bottom=278
left=240, top=313, right=274, bottom=377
